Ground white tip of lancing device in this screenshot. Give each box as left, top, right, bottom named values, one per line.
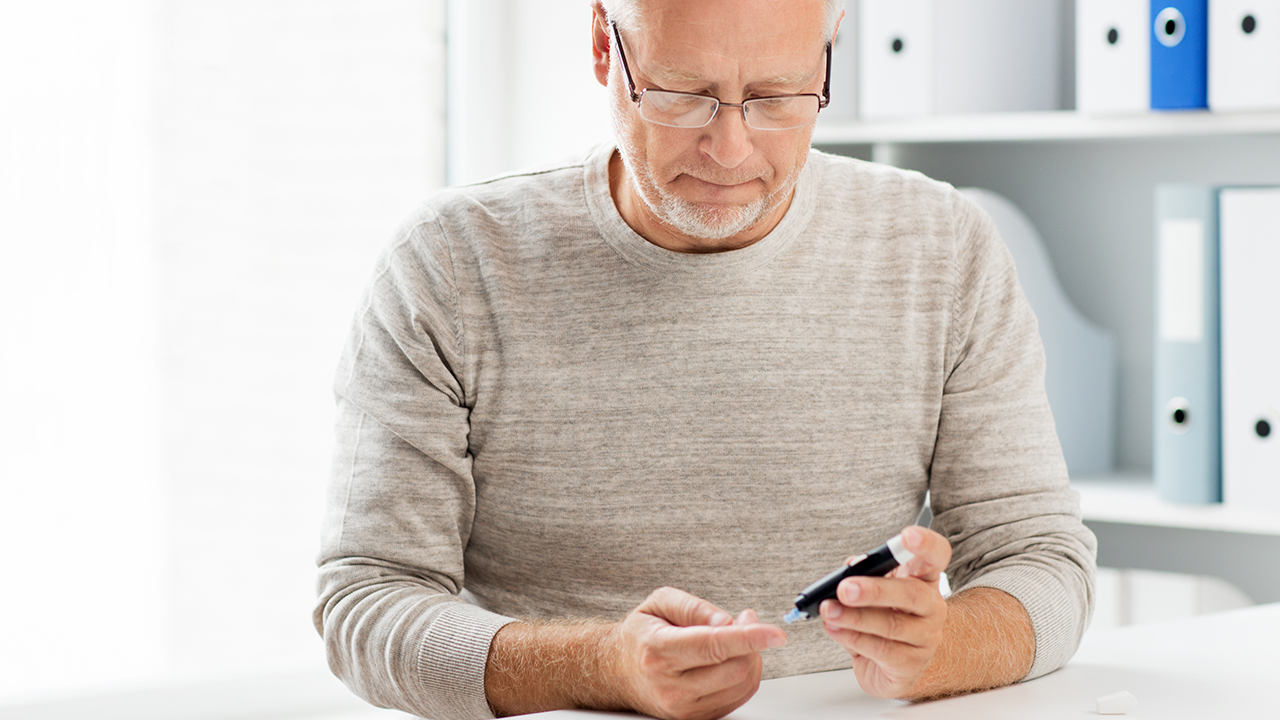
left=1096, top=690, right=1137, bottom=715
left=887, top=534, right=915, bottom=565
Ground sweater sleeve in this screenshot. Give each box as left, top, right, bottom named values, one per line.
left=314, top=210, right=515, bottom=720
left=928, top=192, right=1098, bottom=681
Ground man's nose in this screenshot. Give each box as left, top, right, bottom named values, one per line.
left=698, top=104, right=753, bottom=169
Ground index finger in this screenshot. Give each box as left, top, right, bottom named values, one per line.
left=655, top=621, right=786, bottom=672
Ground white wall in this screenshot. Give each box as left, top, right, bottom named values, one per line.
left=153, top=0, right=446, bottom=678
left=448, top=0, right=613, bottom=184
left=0, top=0, right=446, bottom=703
left=0, top=0, right=167, bottom=700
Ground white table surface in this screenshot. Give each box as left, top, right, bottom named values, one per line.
left=522, top=602, right=1279, bottom=719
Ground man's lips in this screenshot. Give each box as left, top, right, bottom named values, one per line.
left=678, top=174, right=761, bottom=198
left=683, top=174, right=756, bottom=188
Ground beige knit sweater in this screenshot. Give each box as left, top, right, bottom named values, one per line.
left=315, top=144, right=1097, bottom=720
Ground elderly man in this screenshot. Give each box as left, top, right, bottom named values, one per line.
left=314, top=1, right=1097, bottom=719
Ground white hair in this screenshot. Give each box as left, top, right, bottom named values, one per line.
left=603, top=0, right=846, bottom=39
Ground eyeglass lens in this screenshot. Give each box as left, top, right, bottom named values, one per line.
left=640, top=90, right=820, bottom=130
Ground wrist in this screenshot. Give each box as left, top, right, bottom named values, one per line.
left=584, top=621, right=633, bottom=711
left=904, top=587, right=1035, bottom=701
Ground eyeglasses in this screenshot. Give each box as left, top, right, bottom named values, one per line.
left=610, top=20, right=831, bottom=131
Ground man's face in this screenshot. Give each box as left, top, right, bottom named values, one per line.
left=605, top=0, right=832, bottom=252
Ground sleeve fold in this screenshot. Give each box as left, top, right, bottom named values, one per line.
left=316, top=211, right=516, bottom=720
left=929, top=192, right=1098, bottom=680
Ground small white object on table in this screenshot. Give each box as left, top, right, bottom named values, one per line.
left=1095, top=690, right=1138, bottom=715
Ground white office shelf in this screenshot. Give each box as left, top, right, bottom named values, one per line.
left=1072, top=474, right=1280, bottom=537
left=813, top=109, right=1280, bottom=145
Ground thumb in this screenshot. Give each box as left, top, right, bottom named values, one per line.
left=899, top=525, right=951, bottom=583
left=639, top=587, right=735, bottom=628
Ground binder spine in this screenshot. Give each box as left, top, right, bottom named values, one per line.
left=1076, top=0, right=1151, bottom=114
left=1209, top=0, right=1280, bottom=111
left=1219, top=187, right=1280, bottom=507
left=1150, top=1, right=1209, bottom=109
left=1153, top=184, right=1220, bottom=503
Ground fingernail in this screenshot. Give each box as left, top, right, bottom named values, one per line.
left=766, top=634, right=787, bottom=648
left=904, top=526, right=920, bottom=545
left=841, top=583, right=860, bottom=604
left=824, top=601, right=842, bottom=618
left=710, top=612, right=732, bottom=626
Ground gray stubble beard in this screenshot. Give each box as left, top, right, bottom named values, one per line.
left=610, top=99, right=802, bottom=242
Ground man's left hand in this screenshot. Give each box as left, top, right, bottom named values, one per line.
left=819, top=525, right=952, bottom=699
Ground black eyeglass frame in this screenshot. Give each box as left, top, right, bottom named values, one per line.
left=609, top=20, right=832, bottom=130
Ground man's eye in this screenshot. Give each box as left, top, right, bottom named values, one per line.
left=649, top=93, right=705, bottom=112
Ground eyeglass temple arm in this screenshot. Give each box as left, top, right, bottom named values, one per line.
left=609, top=20, right=642, bottom=103
left=819, top=41, right=831, bottom=108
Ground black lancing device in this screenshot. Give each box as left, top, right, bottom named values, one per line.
left=784, top=533, right=916, bottom=623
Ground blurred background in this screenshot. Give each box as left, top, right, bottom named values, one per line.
left=0, top=0, right=608, bottom=708
left=3, top=0, right=1277, bottom=715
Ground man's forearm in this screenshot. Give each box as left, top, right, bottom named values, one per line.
left=907, top=587, right=1035, bottom=700
left=484, top=590, right=1031, bottom=714
left=484, top=589, right=785, bottom=720
left=485, top=621, right=626, bottom=717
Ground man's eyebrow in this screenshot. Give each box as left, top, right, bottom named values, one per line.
left=645, top=61, right=814, bottom=90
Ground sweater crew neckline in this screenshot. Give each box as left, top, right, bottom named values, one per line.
left=583, top=143, right=818, bottom=278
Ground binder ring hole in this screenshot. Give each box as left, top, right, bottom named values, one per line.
left=891, top=37, right=904, bottom=53
left=1156, top=7, right=1186, bottom=47
left=1107, top=28, right=1119, bottom=45
left=1166, top=397, right=1192, bottom=435
left=1258, top=419, right=1273, bottom=439
left=1242, top=15, right=1257, bottom=34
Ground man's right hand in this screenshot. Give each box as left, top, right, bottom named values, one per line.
left=484, top=587, right=786, bottom=720
left=609, top=587, right=788, bottom=720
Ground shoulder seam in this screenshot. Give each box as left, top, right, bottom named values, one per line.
left=422, top=209, right=469, bottom=408
left=455, top=161, right=585, bottom=189
left=945, top=191, right=972, bottom=371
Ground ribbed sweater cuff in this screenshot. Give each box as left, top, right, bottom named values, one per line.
left=416, top=602, right=517, bottom=720
left=958, top=564, right=1083, bottom=681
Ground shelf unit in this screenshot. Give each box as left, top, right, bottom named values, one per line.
left=814, top=109, right=1280, bottom=145
left=814, top=109, right=1280, bottom=480
left=813, top=108, right=1280, bottom=603
left=1076, top=474, right=1280, bottom=604
left=1073, top=475, right=1280, bottom=537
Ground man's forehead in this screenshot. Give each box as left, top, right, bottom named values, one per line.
left=626, top=3, right=828, bottom=87
left=633, top=0, right=828, bottom=29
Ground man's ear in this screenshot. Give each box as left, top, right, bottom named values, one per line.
left=590, top=1, right=611, bottom=88
left=831, top=8, right=845, bottom=45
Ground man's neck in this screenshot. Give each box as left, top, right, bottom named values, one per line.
left=607, top=150, right=793, bottom=254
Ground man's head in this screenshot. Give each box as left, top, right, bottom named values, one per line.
left=591, top=0, right=844, bottom=252
left=602, top=0, right=845, bottom=40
